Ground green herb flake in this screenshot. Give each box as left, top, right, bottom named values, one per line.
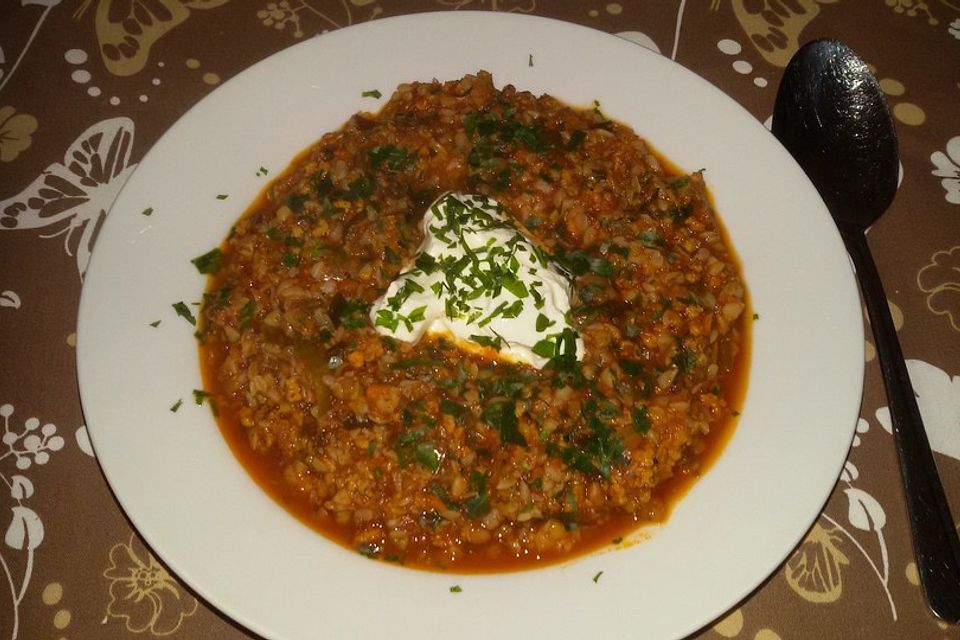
left=149, top=320, right=161, bottom=328
left=670, top=176, right=690, bottom=190
left=281, top=250, right=299, bottom=268
left=450, top=585, right=463, bottom=593
left=191, top=248, right=222, bottom=274
left=172, top=301, right=196, bottom=326
left=440, top=399, right=467, bottom=419
left=482, top=399, right=524, bottom=445
left=672, top=347, right=698, bottom=374
left=753, top=312, right=760, bottom=320
left=612, top=537, right=623, bottom=544
left=141, top=207, right=154, bottom=216
left=169, top=399, right=183, bottom=412
left=361, top=89, right=382, bottom=99
left=463, top=471, right=490, bottom=518
left=256, top=166, right=269, bottom=177
left=567, top=129, right=586, bottom=151
left=632, top=406, right=651, bottom=434
left=413, top=443, right=442, bottom=472
left=528, top=53, right=534, bottom=67
left=535, top=313, right=555, bottom=332
left=287, top=192, right=307, bottom=213
left=192, top=389, right=211, bottom=406
left=239, top=298, right=256, bottom=331
left=216, top=194, right=228, bottom=200
left=593, top=571, right=604, bottom=583
left=532, top=339, right=556, bottom=359
left=470, top=334, right=503, bottom=351
left=369, top=145, right=417, bottom=172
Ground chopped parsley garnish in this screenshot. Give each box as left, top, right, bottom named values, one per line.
left=548, top=397, right=626, bottom=480
left=669, top=202, right=694, bottom=224
left=542, top=328, right=585, bottom=387
left=413, top=443, right=442, bottom=472
left=753, top=312, right=760, bottom=320
left=216, top=194, right=228, bottom=200
left=172, top=301, right=196, bottom=325
left=388, top=358, right=442, bottom=370
left=532, top=339, right=555, bottom=358
left=440, top=399, right=467, bottom=419
left=331, top=297, right=370, bottom=329
left=149, top=320, right=161, bottom=328
left=528, top=53, right=534, bottom=67
left=632, top=406, right=651, bottom=434
left=449, top=585, right=463, bottom=593
left=191, top=248, right=222, bottom=274
left=469, top=334, right=502, bottom=351
left=141, top=207, right=154, bottom=216
left=554, top=248, right=614, bottom=277
left=286, top=192, right=307, bottom=213
left=343, top=175, right=373, bottom=200
left=192, top=390, right=217, bottom=415
left=482, top=399, right=524, bottom=445
left=672, top=343, right=698, bottom=373
left=169, top=399, right=182, bottom=412
left=593, top=571, right=604, bottom=583
left=567, top=129, right=586, bottom=151
left=536, top=313, right=555, bottom=332
left=238, top=298, right=256, bottom=330
left=463, top=471, right=490, bottom=518
left=361, top=89, right=382, bottom=99
left=670, top=176, right=690, bottom=189
left=369, top=145, right=417, bottom=172
left=256, top=166, right=269, bottom=176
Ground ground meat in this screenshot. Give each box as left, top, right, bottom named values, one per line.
left=199, top=71, right=748, bottom=571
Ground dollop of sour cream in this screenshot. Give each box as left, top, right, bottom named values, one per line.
left=370, top=193, right=583, bottom=369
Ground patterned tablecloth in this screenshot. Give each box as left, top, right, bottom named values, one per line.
left=2, top=1, right=959, bottom=639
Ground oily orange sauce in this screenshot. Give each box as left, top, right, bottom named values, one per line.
left=199, top=146, right=752, bottom=573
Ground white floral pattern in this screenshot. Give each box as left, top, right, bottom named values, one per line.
left=950, top=17, right=960, bottom=38
left=0, top=290, right=20, bottom=309
left=875, top=359, right=960, bottom=461
left=931, top=135, right=960, bottom=204
left=0, top=403, right=65, bottom=639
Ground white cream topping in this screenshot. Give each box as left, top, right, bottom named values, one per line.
left=370, top=193, right=583, bottom=368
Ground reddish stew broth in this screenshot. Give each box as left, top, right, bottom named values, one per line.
left=199, top=145, right=751, bottom=573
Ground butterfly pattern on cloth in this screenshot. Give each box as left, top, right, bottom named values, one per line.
left=0, top=117, right=136, bottom=279
left=727, top=0, right=838, bottom=67
left=76, top=0, right=230, bottom=77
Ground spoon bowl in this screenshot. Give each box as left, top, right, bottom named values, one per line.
left=773, top=40, right=898, bottom=229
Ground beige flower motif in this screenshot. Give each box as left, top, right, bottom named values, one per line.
left=917, top=246, right=960, bottom=331
left=784, top=522, right=849, bottom=603
left=0, top=106, right=39, bottom=162
left=103, top=534, right=198, bottom=635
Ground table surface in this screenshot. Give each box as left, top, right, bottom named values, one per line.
left=2, top=2, right=959, bottom=639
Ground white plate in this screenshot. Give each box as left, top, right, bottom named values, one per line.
left=77, top=12, right=863, bottom=640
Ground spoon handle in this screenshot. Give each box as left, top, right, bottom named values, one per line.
left=841, top=227, right=960, bottom=623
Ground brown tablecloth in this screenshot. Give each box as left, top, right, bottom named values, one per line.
left=2, top=2, right=959, bottom=639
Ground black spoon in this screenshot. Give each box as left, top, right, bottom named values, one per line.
left=772, top=39, right=960, bottom=623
